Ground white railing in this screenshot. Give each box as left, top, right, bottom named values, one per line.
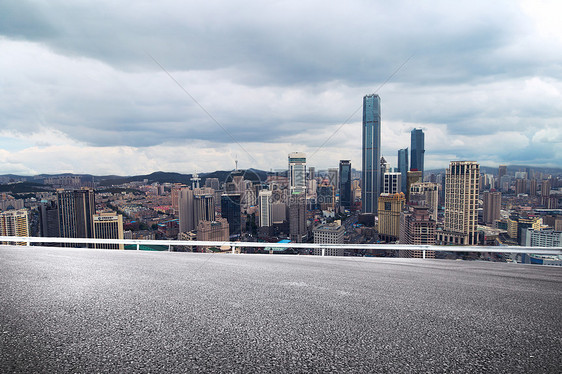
left=1, top=236, right=561, bottom=257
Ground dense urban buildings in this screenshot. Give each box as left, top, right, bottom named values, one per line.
left=0, top=93, right=561, bottom=263
left=361, top=94, right=381, bottom=214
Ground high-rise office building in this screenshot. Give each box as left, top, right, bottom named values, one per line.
left=483, top=191, right=501, bottom=226
left=178, top=187, right=194, bottom=233
left=221, top=193, right=242, bottom=236
left=410, top=129, right=425, bottom=178
left=93, top=212, right=124, bottom=250
left=397, top=148, right=409, bottom=194
left=194, top=193, right=215, bottom=224
left=39, top=200, right=59, bottom=239
left=288, top=152, right=307, bottom=194
left=258, top=190, right=272, bottom=227
left=439, top=161, right=480, bottom=245
left=57, top=188, right=95, bottom=240
left=362, top=94, right=381, bottom=214
left=289, top=194, right=307, bottom=243
left=377, top=192, right=405, bottom=240
left=383, top=173, right=402, bottom=194
left=0, top=209, right=29, bottom=244
left=339, top=160, right=352, bottom=209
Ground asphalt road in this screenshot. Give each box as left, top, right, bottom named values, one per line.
left=1, top=246, right=561, bottom=373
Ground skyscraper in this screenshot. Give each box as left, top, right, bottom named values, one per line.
left=288, top=152, right=307, bottom=194
left=178, top=187, right=194, bottom=233
left=221, top=194, right=242, bottom=236
left=439, top=161, right=480, bottom=245
left=258, top=190, right=272, bottom=227
left=410, top=129, right=425, bottom=177
left=362, top=94, right=381, bottom=213
left=397, top=148, right=408, bottom=194
left=483, top=191, right=501, bottom=226
left=57, top=188, right=95, bottom=240
left=289, top=194, right=307, bottom=243
left=339, top=160, right=352, bottom=209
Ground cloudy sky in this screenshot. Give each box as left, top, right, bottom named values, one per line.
left=1, top=0, right=561, bottom=176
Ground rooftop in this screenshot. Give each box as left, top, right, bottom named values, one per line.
left=1, top=246, right=561, bottom=372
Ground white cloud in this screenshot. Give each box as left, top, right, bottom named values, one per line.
left=0, top=1, right=561, bottom=175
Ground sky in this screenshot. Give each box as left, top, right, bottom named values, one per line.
left=1, top=0, right=561, bottom=176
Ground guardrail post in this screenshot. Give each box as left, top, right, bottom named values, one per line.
left=136, top=243, right=140, bottom=251
left=26, top=240, right=30, bottom=246
left=423, top=249, right=426, bottom=259
left=168, top=244, right=171, bottom=252
left=322, top=248, right=325, bottom=257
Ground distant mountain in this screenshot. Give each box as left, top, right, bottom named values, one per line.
left=0, top=181, right=52, bottom=193
left=0, top=169, right=272, bottom=188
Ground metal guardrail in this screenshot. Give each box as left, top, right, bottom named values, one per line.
left=1, top=236, right=561, bottom=257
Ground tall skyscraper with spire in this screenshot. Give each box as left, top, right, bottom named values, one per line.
left=410, top=129, right=425, bottom=178
left=361, top=94, right=381, bottom=214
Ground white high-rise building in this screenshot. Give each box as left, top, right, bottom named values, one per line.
left=383, top=172, right=402, bottom=194
left=259, top=190, right=272, bottom=227
left=288, top=152, right=307, bottom=195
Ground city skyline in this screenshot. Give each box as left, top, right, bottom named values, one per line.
left=1, top=1, right=561, bottom=175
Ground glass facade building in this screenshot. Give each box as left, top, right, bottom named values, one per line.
left=410, top=129, right=425, bottom=177
left=397, top=148, right=408, bottom=194
left=339, top=160, right=352, bottom=209
left=361, top=94, right=381, bottom=213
